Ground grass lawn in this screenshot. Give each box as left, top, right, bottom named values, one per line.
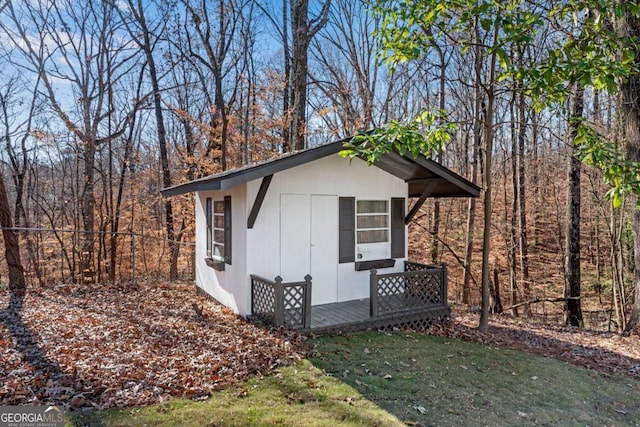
left=68, top=359, right=403, bottom=427
left=70, top=331, right=640, bottom=426
left=311, top=331, right=640, bottom=426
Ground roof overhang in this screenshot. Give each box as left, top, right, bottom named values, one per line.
left=160, top=139, right=480, bottom=199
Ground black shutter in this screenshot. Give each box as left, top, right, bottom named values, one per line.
left=224, top=195, right=232, bottom=264
left=390, top=197, right=405, bottom=258
left=206, top=197, right=212, bottom=258
left=339, top=197, right=355, bottom=263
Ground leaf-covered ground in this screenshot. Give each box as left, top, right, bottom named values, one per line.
left=427, top=309, right=640, bottom=381
left=0, top=281, right=304, bottom=409
left=1, top=281, right=639, bottom=413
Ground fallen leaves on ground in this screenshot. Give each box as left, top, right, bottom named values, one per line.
left=0, top=281, right=305, bottom=409
left=2, top=282, right=639, bottom=411
left=426, top=310, right=640, bottom=381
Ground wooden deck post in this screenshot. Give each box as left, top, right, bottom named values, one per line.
left=441, top=263, right=448, bottom=305
left=274, top=276, right=284, bottom=327
left=304, top=275, right=312, bottom=329
left=369, top=269, right=378, bottom=317
left=250, top=276, right=255, bottom=315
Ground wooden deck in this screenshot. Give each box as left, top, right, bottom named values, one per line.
left=310, top=299, right=371, bottom=329
left=251, top=262, right=451, bottom=333
left=306, top=298, right=450, bottom=334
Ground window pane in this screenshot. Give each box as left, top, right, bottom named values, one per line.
left=357, top=214, right=388, bottom=229
left=214, top=229, right=225, bottom=244
left=213, top=244, right=225, bottom=259
left=357, top=200, right=388, bottom=214
left=357, top=229, right=388, bottom=244
left=214, top=214, right=224, bottom=228
left=214, top=200, right=225, bottom=213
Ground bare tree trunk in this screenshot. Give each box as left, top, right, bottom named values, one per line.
left=81, top=141, right=97, bottom=282
left=126, top=0, right=178, bottom=280
left=431, top=41, right=446, bottom=264
left=289, top=0, right=330, bottom=150
left=282, top=0, right=292, bottom=152
left=0, top=173, right=25, bottom=294
left=110, top=76, right=142, bottom=282
left=462, top=22, right=483, bottom=305
left=490, top=266, right=503, bottom=314
left=0, top=75, right=43, bottom=285
left=610, top=208, right=626, bottom=331
left=517, top=88, right=531, bottom=316
left=628, top=205, right=640, bottom=332
left=564, top=85, right=584, bottom=327
left=478, top=25, right=499, bottom=332
left=509, top=91, right=519, bottom=316
left=618, top=11, right=640, bottom=333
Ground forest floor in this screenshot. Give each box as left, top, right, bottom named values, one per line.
left=0, top=281, right=304, bottom=409
left=0, top=281, right=638, bottom=411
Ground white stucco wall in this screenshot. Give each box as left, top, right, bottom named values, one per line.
left=194, top=184, right=248, bottom=314
left=194, top=153, right=408, bottom=316
left=246, top=154, right=407, bottom=305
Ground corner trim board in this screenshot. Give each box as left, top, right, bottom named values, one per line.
left=247, top=175, right=273, bottom=229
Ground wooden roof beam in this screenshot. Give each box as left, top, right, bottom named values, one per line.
left=405, top=181, right=437, bottom=225
left=247, top=175, right=273, bottom=229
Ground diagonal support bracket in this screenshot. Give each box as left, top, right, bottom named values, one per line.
left=247, top=175, right=273, bottom=229
left=405, top=181, right=437, bottom=224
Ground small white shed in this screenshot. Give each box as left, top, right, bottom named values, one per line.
left=162, top=139, right=479, bottom=331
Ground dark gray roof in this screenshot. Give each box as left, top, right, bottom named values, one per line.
left=160, top=138, right=480, bottom=198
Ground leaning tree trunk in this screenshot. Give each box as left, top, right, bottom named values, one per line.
left=564, top=85, right=584, bottom=327
left=0, top=173, right=25, bottom=294
left=130, top=0, right=179, bottom=280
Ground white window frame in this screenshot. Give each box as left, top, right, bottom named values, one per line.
left=355, top=199, right=390, bottom=261
left=212, top=200, right=226, bottom=262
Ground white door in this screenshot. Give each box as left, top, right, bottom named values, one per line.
left=280, top=194, right=338, bottom=306
left=311, top=195, right=338, bottom=305
left=280, top=194, right=311, bottom=281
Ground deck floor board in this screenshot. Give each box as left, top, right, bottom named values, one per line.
left=310, top=299, right=370, bottom=329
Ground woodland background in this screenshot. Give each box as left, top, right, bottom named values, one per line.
left=0, top=0, right=637, bottom=332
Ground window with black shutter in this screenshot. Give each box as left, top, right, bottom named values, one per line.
left=339, top=196, right=406, bottom=269
left=206, top=195, right=232, bottom=270
left=338, top=197, right=355, bottom=263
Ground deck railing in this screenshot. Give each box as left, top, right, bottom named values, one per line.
left=370, top=261, right=448, bottom=317
left=250, top=274, right=312, bottom=329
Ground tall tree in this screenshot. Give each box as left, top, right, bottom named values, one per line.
left=2, top=0, right=138, bottom=281
left=359, top=0, right=537, bottom=330
left=289, top=0, right=331, bottom=150
left=311, top=0, right=381, bottom=135
left=121, top=0, right=182, bottom=280
left=182, top=0, right=245, bottom=170
left=564, top=84, right=584, bottom=326
left=616, top=10, right=640, bottom=333
left=0, top=172, right=25, bottom=294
